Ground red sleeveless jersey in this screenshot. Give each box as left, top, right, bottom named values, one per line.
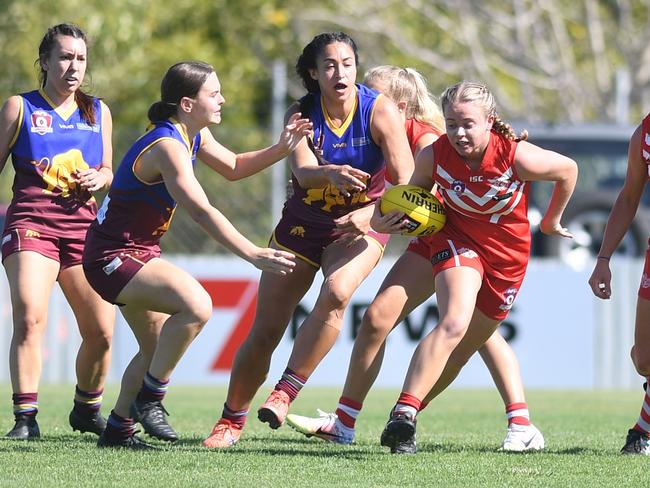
left=431, top=131, right=530, bottom=279
left=405, top=118, right=443, bottom=155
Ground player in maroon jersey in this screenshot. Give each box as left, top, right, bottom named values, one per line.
left=376, top=80, right=577, bottom=454
left=202, top=32, right=415, bottom=449
left=0, top=23, right=115, bottom=440
left=83, top=61, right=310, bottom=449
left=589, top=114, right=650, bottom=455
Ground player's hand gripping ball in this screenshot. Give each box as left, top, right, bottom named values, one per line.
left=380, top=184, right=446, bottom=237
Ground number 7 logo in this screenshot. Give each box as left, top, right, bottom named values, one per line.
left=200, top=279, right=259, bottom=371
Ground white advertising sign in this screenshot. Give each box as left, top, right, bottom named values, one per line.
left=0, top=256, right=641, bottom=389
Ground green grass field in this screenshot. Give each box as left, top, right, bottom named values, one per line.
left=0, top=385, right=647, bottom=487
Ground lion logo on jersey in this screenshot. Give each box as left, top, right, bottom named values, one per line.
left=302, top=184, right=370, bottom=212
left=152, top=207, right=176, bottom=237
left=40, top=148, right=89, bottom=198
left=290, top=226, right=306, bottom=237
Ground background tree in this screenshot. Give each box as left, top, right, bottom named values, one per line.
left=0, top=0, right=647, bottom=253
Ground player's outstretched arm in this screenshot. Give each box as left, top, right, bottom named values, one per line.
left=156, top=139, right=296, bottom=275
left=197, top=111, right=312, bottom=181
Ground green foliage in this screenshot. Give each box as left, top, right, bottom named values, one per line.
left=2, top=0, right=650, bottom=253
left=0, top=0, right=301, bottom=252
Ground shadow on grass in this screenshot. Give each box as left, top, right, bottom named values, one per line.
left=0, top=435, right=613, bottom=458
left=414, top=442, right=610, bottom=456
left=167, top=433, right=370, bottom=459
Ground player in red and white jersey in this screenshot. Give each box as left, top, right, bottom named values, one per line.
left=589, top=114, right=650, bottom=455
left=287, top=68, right=547, bottom=451
left=378, top=80, right=577, bottom=454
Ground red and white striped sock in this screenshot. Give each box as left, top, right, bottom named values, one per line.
left=392, top=392, right=422, bottom=419
left=335, top=397, right=362, bottom=429
left=633, top=379, right=650, bottom=436
left=506, top=402, right=531, bottom=426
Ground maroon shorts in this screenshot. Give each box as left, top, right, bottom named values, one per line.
left=639, top=245, right=650, bottom=301
left=272, top=205, right=389, bottom=267
left=83, top=246, right=159, bottom=305
left=408, top=233, right=526, bottom=321
left=1, top=228, right=85, bottom=271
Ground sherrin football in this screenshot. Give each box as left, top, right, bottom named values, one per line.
left=379, top=184, right=446, bottom=237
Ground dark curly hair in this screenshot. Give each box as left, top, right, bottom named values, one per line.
left=295, top=32, right=359, bottom=94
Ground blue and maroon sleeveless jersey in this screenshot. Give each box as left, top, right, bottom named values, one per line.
left=89, top=119, right=201, bottom=248
left=4, top=89, right=104, bottom=237
left=287, top=83, right=386, bottom=221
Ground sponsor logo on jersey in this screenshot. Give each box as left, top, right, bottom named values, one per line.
left=641, top=273, right=650, bottom=289
left=352, top=136, right=369, bottom=147
left=487, top=175, right=511, bottom=191
left=102, top=256, right=123, bottom=275
left=451, top=180, right=465, bottom=194
left=58, top=123, right=74, bottom=129
left=25, top=229, right=41, bottom=239
left=469, top=175, right=483, bottom=182
left=332, top=142, right=347, bottom=149
left=76, top=122, right=100, bottom=132
left=499, top=287, right=519, bottom=311
left=290, top=226, right=305, bottom=237
left=456, top=247, right=479, bottom=259
left=30, top=111, right=53, bottom=135
left=431, top=249, right=451, bottom=265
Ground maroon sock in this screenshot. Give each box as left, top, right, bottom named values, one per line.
left=274, top=368, right=307, bottom=402
left=221, top=403, right=248, bottom=429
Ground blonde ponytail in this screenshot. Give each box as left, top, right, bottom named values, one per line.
left=364, top=65, right=444, bottom=133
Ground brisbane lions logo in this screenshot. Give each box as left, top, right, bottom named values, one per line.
left=38, top=149, right=89, bottom=198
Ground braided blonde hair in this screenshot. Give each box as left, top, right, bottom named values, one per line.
left=364, top=65, right=445, bottom=133
left=440, top=81, right=527, bottom=141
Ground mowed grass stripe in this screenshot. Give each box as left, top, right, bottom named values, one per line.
left=0, top=386, right=647, bottom=487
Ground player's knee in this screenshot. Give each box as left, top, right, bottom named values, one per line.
left=437, top=317, right=468, bottom=342
left=361, top=303, right=394, bottom=338
left=187, top=289, right=213, bottom=327
left=83, top=332, right=112, bottom=353
left=12, top=314, right=46, bottom=344
left=320, top=276, right=352, bottom=311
